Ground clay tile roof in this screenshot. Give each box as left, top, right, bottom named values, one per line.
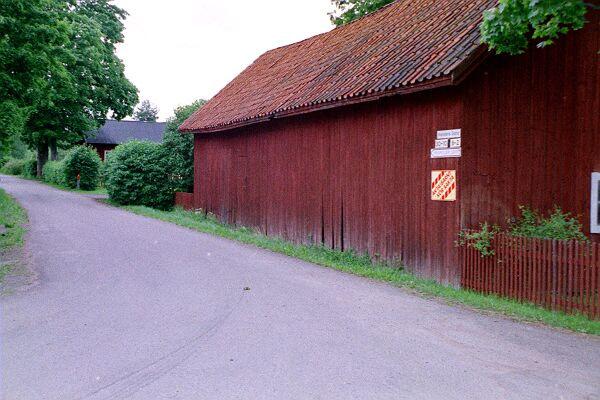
left=180, top=0, right=496, bottom=133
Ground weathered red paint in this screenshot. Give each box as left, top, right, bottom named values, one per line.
left=192, top=19, right=598, bottom=285
left=461, top=234, right=600, bottom=320
left=175, top=192, right=194, bottom=211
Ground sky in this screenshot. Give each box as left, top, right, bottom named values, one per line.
left=113, top=0, right=334, bottom=121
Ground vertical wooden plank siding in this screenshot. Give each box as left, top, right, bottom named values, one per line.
left=194, top=90, right=463, bottom=284
left=460, top=18, right=599, bottom=242
left=455, top=229, right=600, bottom=316
left=461, top=234, right=600, bottom=319
left=174, top=192, right=194, bottom=211
left=191, top=18, right=598, bottom=285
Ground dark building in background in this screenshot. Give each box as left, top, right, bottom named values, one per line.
left=179, top=0, right=599, bottom=285
left=85, top=120, right=166, bottom=160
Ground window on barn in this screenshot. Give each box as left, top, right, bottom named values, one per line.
left=592, top=172, right=600, bottom=234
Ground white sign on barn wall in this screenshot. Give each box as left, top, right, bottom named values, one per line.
left=431, top=129, right=461, bottom=158
left=431, top=170, right=457, bottom=201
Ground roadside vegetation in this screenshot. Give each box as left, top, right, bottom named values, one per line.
left=0, top=188, right=27, bottom=282
left=102, top=99, right=206, bottom=209
left=458, top=206, right=588, bottom=257
left=1, top=145, right=107, bottom=195
left=107, top=202, right=600, bottom=336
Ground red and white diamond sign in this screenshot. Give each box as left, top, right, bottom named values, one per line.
left=431, top=170, right=456, bottom=201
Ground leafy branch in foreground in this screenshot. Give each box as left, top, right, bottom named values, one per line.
left=329, top=0, right=394, bottom=26
left=481, top=0, right=589, bottom=55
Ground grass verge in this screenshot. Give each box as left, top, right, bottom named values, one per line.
left=107, top=202, right=600, bottom=335
left=0, top=188, right=27, bottom=282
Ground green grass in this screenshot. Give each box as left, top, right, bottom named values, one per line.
left=0, top=188, right=27, bottom=281
left=107, top=202, right=600, bottom=335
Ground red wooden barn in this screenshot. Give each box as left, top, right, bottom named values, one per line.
left=180, top=0, right=599, bottom=285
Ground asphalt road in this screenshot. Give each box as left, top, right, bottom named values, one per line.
left=1, top=175, right=599, bottom=400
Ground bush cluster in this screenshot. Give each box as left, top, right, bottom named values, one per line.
left=1, top=158, right=27, bottom=176
left=62, top=146, right=102, bottom=190
left=104, top=141, right=173, bottom=210
left=103, top=100, right=206, bottom=209
left=42, top=160, right=66, bottom=186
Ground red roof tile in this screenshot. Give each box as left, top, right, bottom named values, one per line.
left=180, top=0, right=496, bottom=133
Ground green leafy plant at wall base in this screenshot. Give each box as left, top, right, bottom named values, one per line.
left=509, top=206, right=588, bottom=241
left=457, top=223, right=501, bottom=257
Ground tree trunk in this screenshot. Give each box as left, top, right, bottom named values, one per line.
left=50, top=139, right=58, bottom=161
left=36, top=142, right=48, bottom=178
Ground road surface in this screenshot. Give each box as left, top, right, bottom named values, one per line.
left=1, top=175, right=599, bottom=400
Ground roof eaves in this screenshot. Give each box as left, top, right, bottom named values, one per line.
left=181, top=74, right=454, bottom=134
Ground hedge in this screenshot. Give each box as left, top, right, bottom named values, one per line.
left=42, top=160, right=66, bottom=186
left=63, top=146, right=101, bottom=190
left=104, top=140, right=173, bottom=210
left=1, top=158, right=27, bottom=176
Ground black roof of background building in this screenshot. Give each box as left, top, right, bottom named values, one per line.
left=85, top=120, right=167, bottom=145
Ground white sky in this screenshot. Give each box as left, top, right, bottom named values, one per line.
left=113, top=0, right=333, bottom=121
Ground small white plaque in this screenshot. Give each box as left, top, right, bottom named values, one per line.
left=449, top=138, right=461, bottom=148
left=431, top=148, right=461, bottom=158
left=435, top=139, right=449, bottom=149
left=437, top=129, right=461, bottom=139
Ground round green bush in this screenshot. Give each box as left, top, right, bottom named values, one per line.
left=42, top=160, right=66, bottom=186
left=104, top=141, right=173, bottom=210
left=1, top=158, right=27, bottom=176
left=63, top=145, right=101, bottom=190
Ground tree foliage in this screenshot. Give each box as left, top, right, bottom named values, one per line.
left=0, top=0, right=138, bottom=174
left=161, top=100, right=207, bottom=193
left=0, top=0, right=71, bottom=155
left=481, top=0, right=589, bottom=55
left=133, top=100, right=159, bottom=122
left=329, top=0, right=394, bottom=26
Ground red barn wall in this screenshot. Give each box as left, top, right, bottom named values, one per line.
left=194, top=90, right=464, bottom=284
left=460, top=17, right=599, bottom=241
left=193, top=17, right=598, bottom=284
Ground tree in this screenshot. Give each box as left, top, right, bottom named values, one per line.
left=133, top=100, right=159, bottom=122
left=0, top=0, right=72, bottom=159
left=1, top=0, right=138, bottom=176
left=481, top=0, right=590, bottom=55
left=161, top=100, right=207, bottom=193
left=329, top=0, right=394, bottom=26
